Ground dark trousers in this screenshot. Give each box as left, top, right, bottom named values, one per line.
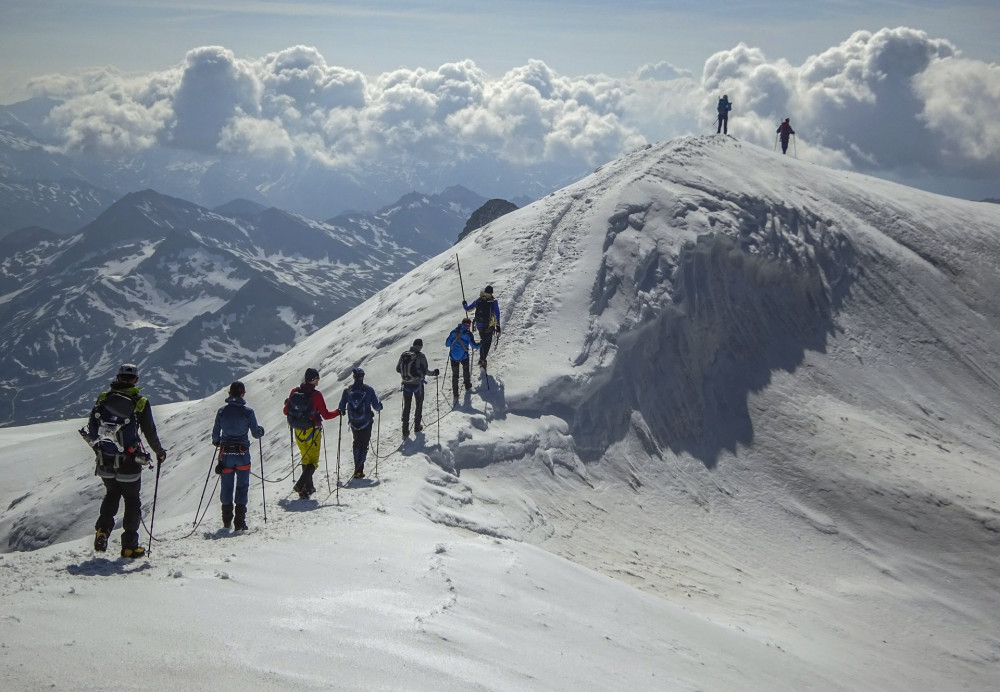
left=478, top=328, right=495, bottom=364
left=717, top=112, right=728, bottom=134
left=780, top=137, right=790, bottom=154
left=402, top=386, right=424, bottom=430
left=450, top=358, right=471, bottom=396
left=351, top=425, right=373, bottom=471
left=96, top=477, right=142, bottom=549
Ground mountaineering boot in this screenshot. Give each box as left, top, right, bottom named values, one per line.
left=402, top=423, right=410, bottom=438
left=94, top=529, right=109, bottom=552
left=414, top=422, right=423, bottom=433
left=222, top=503, right=234, bottom=529
left=234, top=504, right=248, bottom=531
left=121, top=545, right=146, bottom=559
left=297, top=465, right=316, bottom=498
left=353, top=466, right=365, bottom=480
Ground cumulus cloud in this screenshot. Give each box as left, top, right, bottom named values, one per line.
left=636, top=61, right=692, bottom=81
left=915, top=58, right=1000, bottom=171
left=24, top=27, right=1000, bottom=198
left=171, top=46, right=261, bottom=151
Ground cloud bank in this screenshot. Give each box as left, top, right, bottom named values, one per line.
left=25, top=28, right=1000, bottom=199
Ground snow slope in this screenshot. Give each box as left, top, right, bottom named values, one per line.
left=2, top=136, right=999, bottom=691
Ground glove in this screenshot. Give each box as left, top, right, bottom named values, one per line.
left=432, top=368, right=440, bottom=376
left=213, top=440, right=220, bottom=447
left=257, top=426, right=265, bottom=437
left=495, top=327, right=501, bottom=336
left=215, top=462, right=224, bottom=475
left=462, top=301, right=469, bottom=310
left=156, top=449, right=167, bottom=466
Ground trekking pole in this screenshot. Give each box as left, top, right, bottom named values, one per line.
left=436, top=372, right=441, bottom=447
left=259, top=437, right=267, bottom=524
left=323, top=426, right=331, bottom=494
left=456, top=253, right=469, bottom=316
left=289, top=427, right=296, bottom=488
left=194, top=447, right=219, bottom=527
left=147, top=458, right=162, bottom=554
left=336, top=415, right=342, bottom=504
left=375, top=409, right=381, bottom=479
left=792, top=134, right=797, bottom=158
left=774, top=133, right=778, bottom=151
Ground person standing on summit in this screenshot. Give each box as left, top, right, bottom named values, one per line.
left=717, top=95, right=732, bottom=134
left=777, top=118, right=795, bottom=155
left=463, top=285, right=501, bottom=369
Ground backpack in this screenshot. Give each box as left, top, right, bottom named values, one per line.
left=399, top=351, right=421, bottom=385
left=474, top=296, right=495, bottom=330
left=285, top=388, right=315, bottom=430
left=92, top=390, right=141, bottom=458
left=346, top=388, right=367, bottom=426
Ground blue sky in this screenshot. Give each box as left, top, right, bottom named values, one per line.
left=2, top=0, right=997, bottom=100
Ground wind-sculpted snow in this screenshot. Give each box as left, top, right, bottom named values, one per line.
left=574, top=197, right=857, bottom=465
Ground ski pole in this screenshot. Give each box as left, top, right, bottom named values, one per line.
left=456, top=253, right=469, bottom=316
left=792, top=134, right=797, bottom=158
left=259, top=437, right=267, bottom=524
left=436, top=371, right=441, bottom=447
left=289, top=427, right=296, bottom=488
left=323, top=425, right=331, bottom=494
left=194, top=447, right=219, bottom=527
left=375, top=409, right=381, bottom=479
left=147, top=457, right=162, bottom=554
left=774, top=133, right=778, bottom=151
left=336, top=415, right=342, bottom=504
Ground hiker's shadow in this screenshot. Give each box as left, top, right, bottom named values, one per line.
left=277, top=497, right=320, bottom=512
left=476, top=372, right=506, bottom=417
left=66, top=557, right=153, bottom=576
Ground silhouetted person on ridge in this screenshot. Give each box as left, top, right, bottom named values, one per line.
left=717, top=95, right=732, bottom=134
left=777, top=118, right=795, bottom=155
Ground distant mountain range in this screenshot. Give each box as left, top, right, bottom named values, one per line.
left=0, top=97, right=540, bottom=222
left=0, top=185, right=486, bottom=426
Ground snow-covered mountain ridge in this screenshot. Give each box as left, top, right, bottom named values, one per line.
left=1, top=135, right=998, bottom=691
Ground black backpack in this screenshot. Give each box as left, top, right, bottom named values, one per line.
left=91, top=390, right=141, bottom=457
left=285, top=388, right=315, bottom=430
left=474, top=296, right=495, bottom=330
left=399, top=351, right=421, bottom=385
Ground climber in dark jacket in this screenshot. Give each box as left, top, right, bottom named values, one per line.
left=463, top=285, right=501, bottom=369
left=84, top=363, right=166, bottom=559
left=777, top=118, right=795, bottom=154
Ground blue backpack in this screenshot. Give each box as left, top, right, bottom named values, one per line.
left=346, top=388, right=367, bottom=427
